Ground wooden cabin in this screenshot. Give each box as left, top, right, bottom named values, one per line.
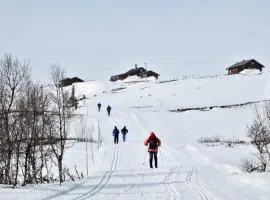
left=60, top=77, right=84, bottom=87
left=226, top=59, right=265, bottom=75
left=110, top=66, right=159, bottom=81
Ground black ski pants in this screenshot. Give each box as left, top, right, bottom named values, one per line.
left=114, top=135, right=119, bottom=144
left=149, top=152, right=158, bottom=168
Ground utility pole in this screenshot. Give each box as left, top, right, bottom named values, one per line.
left=86, top=127, right=89, bottom=176
left=97, top=120, right=101, bottom=150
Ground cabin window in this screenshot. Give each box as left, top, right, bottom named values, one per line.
left=231, top=68, right=238, bottom=74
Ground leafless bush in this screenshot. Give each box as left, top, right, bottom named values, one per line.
left=198, top=136, right=221, bottom=143
left=240, top=158, right=266, bottom=173
left=0, top=54, right=30, bottom=185
left=49, top=65, right=74, bottom=186
left=240, top=158, right=258, bottom=173
left=0, top=55, right=76, bottom=187
left=198, top=135, right=247, bottom=147
left=247, top=104, right=270, bottom=172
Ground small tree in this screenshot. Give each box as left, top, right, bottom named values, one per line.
left=247, top=105, right=270, bottom=172
left=50, top=65, right=73, bottom=185
left=0, top=54, right=30, bottom=184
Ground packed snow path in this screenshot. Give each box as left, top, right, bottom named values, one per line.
left=3, top=108, right=264, bottom=200
left=36, top=112, right=227, bottom=200
left=41, top=149, right=221, bottom=200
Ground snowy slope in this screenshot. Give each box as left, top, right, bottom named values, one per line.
left=2, top=72, right=270, bottom=200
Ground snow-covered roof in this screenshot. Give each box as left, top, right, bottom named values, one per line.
left=226, top=59, right=265, bottom=70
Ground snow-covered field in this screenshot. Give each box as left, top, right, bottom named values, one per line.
left=2, top=72, right=270, bottom=200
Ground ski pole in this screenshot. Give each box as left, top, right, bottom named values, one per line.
left=159, top=146, right=164, bottom=163
left=142, top=147, right=147, bottom=165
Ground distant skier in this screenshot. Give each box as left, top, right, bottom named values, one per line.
left=121, top=126, right=128, bottom=142
left=112, top=126, right=119, bottom=144
left=107, top=105, right=111, bottom=116
left=144, top=132, right=161, bottom=168
left=97, top=102, right=101, bottom=112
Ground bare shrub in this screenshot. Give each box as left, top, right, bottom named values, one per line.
left=247, top=104, right=270, bottom=172
left=0, top=54, right=30, bottom=185
left=49, top=65, right=74, bottom=186
left=0, top=55, right=78, bottom=187
left=198, top=136, right=221, bottom=143
left=240, top=158, right=256, bottom=173
left=198, top=135, right=247, bottom=147
left=240, top=158, right=265, bottom=173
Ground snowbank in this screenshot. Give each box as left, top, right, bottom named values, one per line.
left=239, top=69, right=261, bottom=75
left=117, top=75, right=157, bottom=83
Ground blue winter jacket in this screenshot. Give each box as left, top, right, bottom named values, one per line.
left=113, top=128, right=119, bottom=136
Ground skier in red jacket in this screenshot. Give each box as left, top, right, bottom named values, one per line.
left=144, top=132, right=161, bottom=168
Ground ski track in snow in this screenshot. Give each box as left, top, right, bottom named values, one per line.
left=163, top=166, right=180, bottom=200
left=162, top=145, right=223, bottom=200
left=74, top=145, right=120, bottom=200
left=111, top=114, right=223, bottom=200
left=79, top=114, right=225, bottom=200
left=32, top=113, right=231, bottom=200
left=186, top=166, right=210, bottom=200
left=160, top=115, right=225, bottom=200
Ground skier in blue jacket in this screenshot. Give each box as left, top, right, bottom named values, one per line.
left=121, top=126, right=128, bottom=142
left=112, top=126, right=119, bottom=144
left=107, top=105, right=111, bottom=116
left=97, top=102, right=101, bottom=112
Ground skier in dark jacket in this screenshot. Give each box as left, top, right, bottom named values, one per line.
left=97, top=102, right=101, bottom=112
left=107, top=105, right=111, bottom=116
left=112, top=126, right=119, bottom=144
left=121, top=126, right=128, bottom=142
left=144, top=132, right=161, bottom=168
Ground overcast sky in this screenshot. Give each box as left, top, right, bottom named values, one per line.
left=0, top=0, right=269, bottom=83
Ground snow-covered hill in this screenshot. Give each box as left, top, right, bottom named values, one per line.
left=2, top=72, right=270, bottom=200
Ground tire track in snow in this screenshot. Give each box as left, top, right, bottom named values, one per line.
left=74, top=145, right=120, bottom=200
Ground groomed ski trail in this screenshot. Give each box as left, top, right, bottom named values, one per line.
left=40, top=112, right=230, bottom=200
left=74, top=145, right=120, bottom=200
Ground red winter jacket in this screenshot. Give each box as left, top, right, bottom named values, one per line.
left=144, top=132, right=161, bottom=152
